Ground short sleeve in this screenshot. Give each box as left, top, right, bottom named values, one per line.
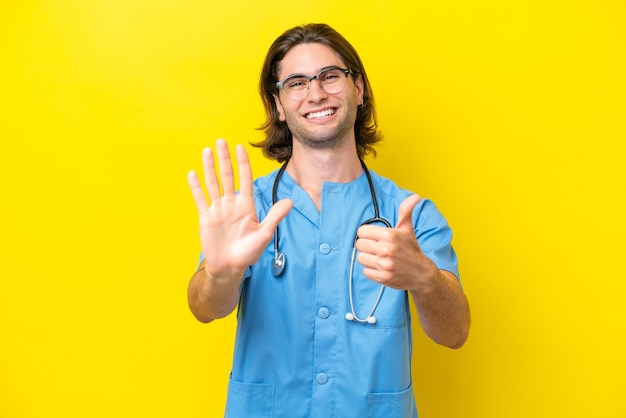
left=414, top=199, right=460, bottom=282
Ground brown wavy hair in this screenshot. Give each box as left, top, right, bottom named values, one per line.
left=252, top=23, right=382, bottom=163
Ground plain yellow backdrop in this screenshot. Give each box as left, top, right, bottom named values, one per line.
left=1, top=1, right=625, bottom=417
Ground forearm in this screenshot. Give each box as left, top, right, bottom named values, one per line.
left=187, top=262, right=243, bottom=323
left=410, top=270, right=471, bottom=349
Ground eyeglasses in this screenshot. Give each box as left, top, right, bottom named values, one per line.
left=276, top=66, right=353, bottom=101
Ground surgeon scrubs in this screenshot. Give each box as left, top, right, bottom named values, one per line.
left=220, top=167, right=459, bottom=418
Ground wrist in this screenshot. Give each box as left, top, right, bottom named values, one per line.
left=408, top=261, right=441, bottom=296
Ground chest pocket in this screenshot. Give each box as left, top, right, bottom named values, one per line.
left=225, top=379, right=274, bottom=417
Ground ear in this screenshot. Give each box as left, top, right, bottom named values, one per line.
left=354, top=74, right=365, bottom=106
left=273, top=94, right=286, bottom=122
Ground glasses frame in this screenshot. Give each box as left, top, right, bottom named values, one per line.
left=276, top=66, right=353, bottom=101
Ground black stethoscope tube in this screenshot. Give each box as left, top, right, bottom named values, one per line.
left=270, top=159, right=391, bottom=324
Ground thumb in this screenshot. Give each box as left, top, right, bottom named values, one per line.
left=396, top=194, right=421, bottom=230
left=260, top=198, right=294, bottom=233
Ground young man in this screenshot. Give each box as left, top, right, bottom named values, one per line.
left=187, top=23, right=470, bottom=418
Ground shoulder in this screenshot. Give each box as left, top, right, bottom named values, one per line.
left=368, top=170, right=411, bottom=201
left=252, top=169, right=279, bottom=194
left=368, top=169, right=445, bottom=223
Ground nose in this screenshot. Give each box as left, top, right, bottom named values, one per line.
left=307, top=77, right=327, bottom=101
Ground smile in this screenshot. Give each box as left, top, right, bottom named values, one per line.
left=305, top=108, right=336, bottom=120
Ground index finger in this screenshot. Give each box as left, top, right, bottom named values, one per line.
left=236, top=144, right=253, bottom=196
left=356, top=222, right=392, bottom=242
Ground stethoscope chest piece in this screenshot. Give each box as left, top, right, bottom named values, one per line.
left=271, top=251, right=286, bottom=277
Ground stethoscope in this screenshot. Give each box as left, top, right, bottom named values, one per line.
left=271, top=159, right=392, bottom=324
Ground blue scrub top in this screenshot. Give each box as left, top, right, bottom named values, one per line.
left=220, top=168, right=459, bottom=418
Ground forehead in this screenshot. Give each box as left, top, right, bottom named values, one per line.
left=277, top=43, right=346, bottom=79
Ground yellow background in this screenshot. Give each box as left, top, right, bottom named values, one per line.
left=1, top=1, right=625, bottom=417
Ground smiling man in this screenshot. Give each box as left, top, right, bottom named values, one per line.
left=187, top=23, right=470, bottom=418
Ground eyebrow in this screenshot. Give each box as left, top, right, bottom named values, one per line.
left=283, top=65, right=343, bottom=80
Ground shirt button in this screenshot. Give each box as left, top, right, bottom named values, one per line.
left=319, top=243, right=331, bottom=254
left=316, top=373, right=329, bottom=385
left=318, top=307, right=330, bottom=319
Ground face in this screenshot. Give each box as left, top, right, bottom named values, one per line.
left=273, top=43, right=364, bottom=151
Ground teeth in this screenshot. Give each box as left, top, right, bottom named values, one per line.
left=306, top=109, right=335, bottom=119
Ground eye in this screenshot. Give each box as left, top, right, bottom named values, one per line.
left=321, top=70, right=342, bottom=83
left=286, top=77, right=308, bottom=90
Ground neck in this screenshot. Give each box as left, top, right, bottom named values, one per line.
left=285, top=141, right=363, bottom=210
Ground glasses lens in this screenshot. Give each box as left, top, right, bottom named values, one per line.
left=283, top=76, right=309, bottom=101
left=319, top=69, right=347, bottom=94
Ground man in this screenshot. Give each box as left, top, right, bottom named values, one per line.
left=187, top=23, right=470, bottom=418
